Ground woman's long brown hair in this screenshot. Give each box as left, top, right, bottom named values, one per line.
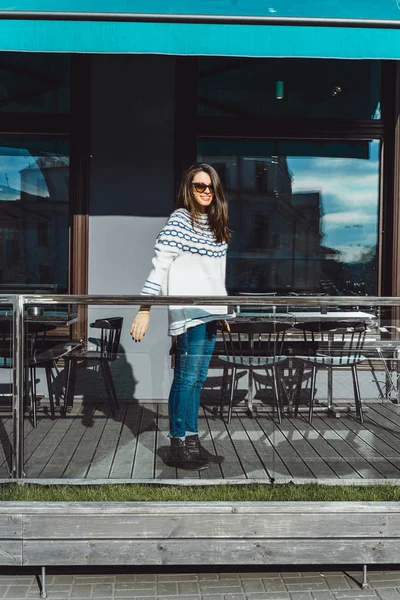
left=175, top=163, right=231, bottom=244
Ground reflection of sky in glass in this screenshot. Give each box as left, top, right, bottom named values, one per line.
left=0, top=151, right=49, bottom=199
left=287, top=141, right=379, bottom=263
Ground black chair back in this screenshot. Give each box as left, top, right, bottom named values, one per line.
left=297, top=320, right=367, bottom=365
left=221, top=320, right=292, bottom=360
left=89, top=317, right=123, bottom=361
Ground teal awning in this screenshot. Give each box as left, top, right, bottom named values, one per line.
left=0, top=1, right=400, bottom=58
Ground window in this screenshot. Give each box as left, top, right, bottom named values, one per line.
left=198, top=139, right=380, bottom=296
left=0, top=52, right=70, bottom=113
left=198, top=58, right=381, bottom=120
left=0, top=138, right=69, bottom=293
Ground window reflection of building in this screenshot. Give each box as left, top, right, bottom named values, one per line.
left=205, top=155, right=347, bottom=294
left=0, top=154, right=69, bottom=292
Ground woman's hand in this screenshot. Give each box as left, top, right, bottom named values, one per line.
left=131, top=309, right=150, bottom=342
left=217, top=319, right=231, bottom=333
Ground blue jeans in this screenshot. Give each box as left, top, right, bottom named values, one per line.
left=168, top=321, right=217, bottom=439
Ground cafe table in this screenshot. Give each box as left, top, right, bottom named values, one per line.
left=229, top=309, right=378, bottom=418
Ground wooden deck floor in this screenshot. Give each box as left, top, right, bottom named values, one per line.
left=2, top=398, right=400, bottom=482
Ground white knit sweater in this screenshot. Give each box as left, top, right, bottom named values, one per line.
left=141, top=208, right=230, bottom=335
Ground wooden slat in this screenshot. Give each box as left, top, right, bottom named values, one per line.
left=22, top=512, right=400, bottom=539
left=320, top=412, right=400, bottom=479
left=223, top=412, right=269, bottom=479
left=0, top=515, right=21, bottom=538
left=32, top=407, right=86, bottom=479
left=0, top=542, right=22, bottom=565
left=154, top=403, right=177, bottom=480
left=24, top=410, right=82, bottom=478
left=306, top=414, right=383, bottom=479
left=62, top=404, right=108, bottom=479
left=256, top=416, right=315, bottom=479
left=204, top=408, right=246, bottom=479
left=200, top=408, right=226, bottom=480
left=109, top=403, right=141, bottom=479
left=21, top=538, right=400, bottom=566
left=131, top=402, right=157, bottom=479
left=285, top=414, right=362, bottom=479
left=86, top=407, right=125, bottom=479
left=237, top=413, right=291, bottom=480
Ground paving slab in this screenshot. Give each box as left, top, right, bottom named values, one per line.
left=0, top=569, right=399, bottom=600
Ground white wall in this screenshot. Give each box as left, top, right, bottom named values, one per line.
left=88, top=55, right=176, bottom=400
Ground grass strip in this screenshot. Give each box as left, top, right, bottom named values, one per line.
left=1, top=483, right=400, bottom=502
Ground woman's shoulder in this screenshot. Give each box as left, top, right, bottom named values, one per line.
left=166, top=208, right=194, bottom=227
left=169, top=207, right=190, bottom=221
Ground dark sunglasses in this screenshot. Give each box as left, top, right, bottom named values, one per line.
left=192, top=182, right=214, bottom=194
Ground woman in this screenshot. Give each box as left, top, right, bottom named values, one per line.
left=130, top=163, right=231, bottom=470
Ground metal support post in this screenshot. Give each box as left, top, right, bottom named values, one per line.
left=11, top=295, right=24, bottom=479
left=39, top=566, right=47, bottom=598
left=361, top=564, right=369, bottom=589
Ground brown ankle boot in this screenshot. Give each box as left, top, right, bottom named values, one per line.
left=167, top=438, right=208, bottom=470
left=185, top=434, right=225, bottom=463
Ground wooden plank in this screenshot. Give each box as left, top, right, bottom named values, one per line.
left=86, top=406, right=125, bottom=479
left=204, top=409, right=246, bottom=479
left=335, top=416, right=400, bottom=479
left=357, top=404, right=400, bottom=454
left=109, top=403, right=141, bottom=479
left=154, top=403, right=177, bottom=480
left=131, top=402, right=157, bottom=479
left=0, top=417, right=13, bottom=476
left=0, top=514, right=21, bottom=538
left=62, top=404, right=108, bottom=479
left=0, top=542, right=22, bottom=565
left=21, top=538, right=400, bottom=566
left=32, top=408, right=87, bottom=479
left=256, top=417, right=315, bottom=479
left=200, top=408, right=225, bottom=480
left=304, top=415, right=382, bottom=479
left=24, top=411, right=82, bottom=478
left=279, top=415, right=343, bottom=480
left=369, top=403, right=400, bottom=438
left=224, top=412, right=269, bottom=479
left=237, top=413, right=291, bottom=480
left=285, top=414, right=362, bottom=479
left=23, top=512, right=400, bottom=540
left=318, top=412, right=400, bottom=479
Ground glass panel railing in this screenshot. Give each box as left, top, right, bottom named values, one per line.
left=0, top=298, right=16, bottom=478
left=10, top=295, right=400, bottom=485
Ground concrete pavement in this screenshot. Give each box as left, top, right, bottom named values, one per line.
left=1, top=568, right=400, bottom=599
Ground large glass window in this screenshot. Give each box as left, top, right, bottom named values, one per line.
left=0, top=53, right=70, bottom=113
left=0, top=138, right=70, bottom=293
left=198, top=139, right=380, bottom=295
left=198, top=58, right=381, bottom=119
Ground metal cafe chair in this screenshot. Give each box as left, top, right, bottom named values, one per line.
left=217, top=319, right=293, bottom=423
left=0, top=319, right=60, bottom=426
left=62, top=317, right=123, bottom=417
left=293, top=320, right=368, bottom=424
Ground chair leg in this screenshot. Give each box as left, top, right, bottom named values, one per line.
left=63, top=358, right=77, bottom=416
left=351, top=365, right=364, bottom=424
left=44, top=363, right=56, bottom=420
left=220, top=366, right=229, bottom=418
left=27, top=366, right=37, bottom=428
left=228, top=366, right=236, bottom=424
left=309, top=366, right=317, bottom=424
left=293, top=363, right=304, bottom=417
left=272, top=366, right=282, bottom=424
left=100, top=359, right=119, bottom=416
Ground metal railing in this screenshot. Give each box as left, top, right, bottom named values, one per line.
left=7, top=293, right=400, bottom=480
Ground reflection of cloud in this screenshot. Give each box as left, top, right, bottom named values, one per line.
left=335, top=245, right=374, bottom=263
left=291, top=174, right=379, bottom=208
left=323, top=211, right=377, bottom=227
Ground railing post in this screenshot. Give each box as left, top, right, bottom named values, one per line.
left=12, top=294, right=24, bottom=479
